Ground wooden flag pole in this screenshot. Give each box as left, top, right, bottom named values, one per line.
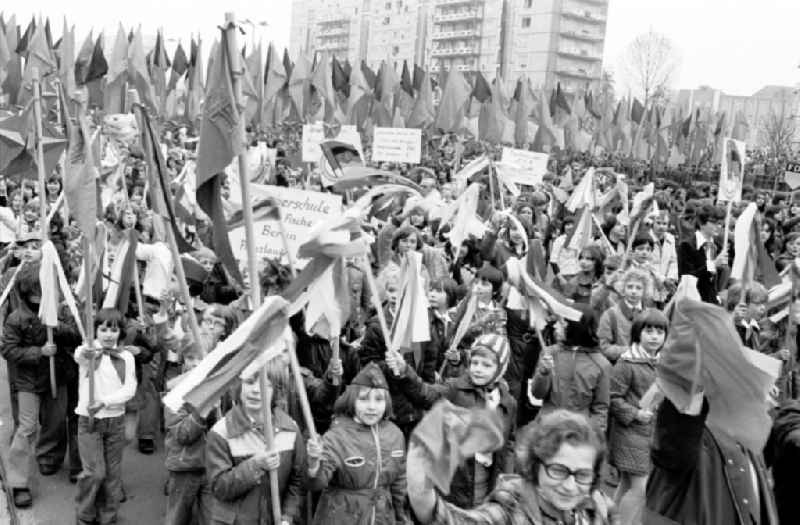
left=225, top=14, right=281, bottom=524
left=32, top=70, right=58, bottom=400
left=132, top=105, right=203, bottom=349
left=123, top=89, right=147, bottom=324
left=75, top=94, right=98, bottom=426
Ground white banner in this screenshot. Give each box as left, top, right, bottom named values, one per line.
left=301, top=122, right=325, bottom=162
left=228, top=186, right=343, bottom=268
left=372, top=127, right=422, bottom=164
left=785, top=161, right=800, bottom=189
left=499, top=147, right=549, bottom=186
left=717, top=138, right=746, bottom=203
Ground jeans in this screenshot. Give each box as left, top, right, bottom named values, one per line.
left=75, top=415, right=126, bottom=525
left=165, top=470, right=212, bottom=525
left=7, top=387, right=68, bottom=486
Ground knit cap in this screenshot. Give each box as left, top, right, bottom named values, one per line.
left=470, top=334, right=510, bottom=383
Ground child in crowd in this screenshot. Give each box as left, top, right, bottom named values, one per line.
left=74, top=309, right=138, bottom=525
left=598, top=267, right=652, bottom=363
left=610, top=309, right=668, bottom=525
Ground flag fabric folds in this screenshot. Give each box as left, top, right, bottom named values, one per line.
left=195, top=26, right=245, bottom=283
left=163, top=296, right=290, bottom=416
left=657, top=298, right=781, bottom=452
left=64, top=114, right=98, bottom=240
left=731, top=203, right=781, bottom=289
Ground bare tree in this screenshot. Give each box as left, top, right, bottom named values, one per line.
left=619, top=30, right=680, bottom=106
left=758, top=91, right=798, bottom=161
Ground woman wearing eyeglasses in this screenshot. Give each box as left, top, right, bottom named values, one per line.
left=406, top=409, right=618, bottom=525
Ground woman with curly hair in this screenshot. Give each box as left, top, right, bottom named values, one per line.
left=407, top=409, right=617, bottom=525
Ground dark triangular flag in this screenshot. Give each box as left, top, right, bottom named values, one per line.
left=16, top=17, right=35, bottom=54
left=512, top=79, right=522, bottom=102
left=400, top=60, right=413, bottom=96
left=332, top=55, right=349, bottom=97
left=413, top=64, right=424, bottom=92
left=282, top=48, right=293, bottom=79
left=471, top=71, right=491, bottom=104
left=361, top=60, right=376, bottom=90
left=631, top=98, right=645, bottom=125
left=44, top=18, right=54, bottom=51
left=83, top=35, right=108, bottom=84
left=168, top=42, right=188, bottom=91
left=342, top=59, right=352, bottom=80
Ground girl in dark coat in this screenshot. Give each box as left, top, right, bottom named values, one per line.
left=306, top=363, right=409, bottom=525
left=609, top=309, right=667, bottom=525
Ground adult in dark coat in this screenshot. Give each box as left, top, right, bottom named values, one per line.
left=645, top=398, right=778, bottom=525
left=676, top=204, right=729, bottom=304
left=765, top=400, right=800, bottom=525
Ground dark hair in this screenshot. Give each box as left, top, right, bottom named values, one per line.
left=391, top=226, right=422, bottom=252
left=16, top=263, right=42, bottom=300
left=724, top=282, right=768, bottom=312
left=428, top=277, right=458, bottom=307
left=515, top=409, right=606, bottom=491
left=630, top=308, right=668, bottom=344
left=578, top=245, right=604, bottom=278
left=94, top=308, right=127, bottom=341
left=204, top=304, right=238, bottom=340
left=332, top=384, right=393, bottom=420
left=696, top=204, right=724, bottom=227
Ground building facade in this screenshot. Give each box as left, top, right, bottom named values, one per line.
left=288, top=0, right=610, bottom=87
left=674, top=85, right=800, bottom=149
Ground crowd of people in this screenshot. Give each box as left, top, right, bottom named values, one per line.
left=1, top=113, right=800, bottom=525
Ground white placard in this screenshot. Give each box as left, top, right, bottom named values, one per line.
left=372, top=127, right=422, bottom=164
left=785, top=162, right=800, bottom=190
left=717, top=138, right=746, bottom=203
left=499, top=147, right=549, bottom=186
left=228, top=185, right=343, bottom=268
left=301, top=122, right=325, bottom=162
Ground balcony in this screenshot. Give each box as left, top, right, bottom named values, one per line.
left=433, top=10, right=481, bottom=23
left=556, top=68, right=599, bottom=81
left=557, top=47, right=601, bottom=61
left=431, top=45, right=479, bottom=57
left=436, top=0, right=483, bottom=5
left=317, top=15, right=349, bottom=24
left=562, top=9, right=606, bottom=24
left=316, top=27, right=349, bottom=37
left=559, top=29, right=604, bottom=42
left=317, top=41, right=349, bottom=51
left=431, top=28, right=479, bottom=40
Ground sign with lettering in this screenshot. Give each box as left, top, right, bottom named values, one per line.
left=372, top=127, right=422, bottom=164
left=499, top=147, right=549, bottom=186
left=301, top=122, right=325, bottom=162
left=785, top=162, right=800, bottom=189
left=228, top=185, right=343, bottom=268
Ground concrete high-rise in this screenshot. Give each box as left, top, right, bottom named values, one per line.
left=288, top=0, right=610, bottom=87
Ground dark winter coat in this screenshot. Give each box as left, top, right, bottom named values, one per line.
left=530, top=344, right=611, bottom=434
left=396, top=367, right=516, bottom=508
left=608, top=347, right=657, bottom=475
left=308, top=416, right=408, bottom=525
left=206, top=405, right=306, bottom=525
left=765, top=400, right=800, bottom=525
left=164, top=405, right=216, bottom=472
left=645, top=399, right=778, bottom=525
left=0, top=300, right=81, bottom=393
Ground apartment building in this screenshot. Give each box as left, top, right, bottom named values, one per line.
left=289, top=0, right=609, bottom=87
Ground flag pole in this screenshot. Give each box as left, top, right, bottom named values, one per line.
left=124, top=89, right=147, bottom=324
left=32, top=69, right=58, bottom=400
left=225, top=14, right=281, bottom=524
left=132, top=105, right=204, bottom=350
left=75, top=91, right=98, bottom=426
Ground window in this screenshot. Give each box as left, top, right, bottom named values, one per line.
left=383, top=16, right=390, bottom=25
left=392, top=45, right=400, bottom=55
left=522, top=17, right=531, bottom=28
left=385, top=2, right=391, bottom=9
left=525, top=0, right=532, bottom=7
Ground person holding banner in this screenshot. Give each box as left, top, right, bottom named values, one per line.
left=205, top=359, right=307, bottom=525
left=73, top=309, right=138, bottom=525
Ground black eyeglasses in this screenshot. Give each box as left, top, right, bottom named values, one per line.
left=542, top=463, right=595, bottom=486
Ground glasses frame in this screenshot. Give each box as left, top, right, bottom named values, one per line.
left=542, top=462, right=595, bottom=486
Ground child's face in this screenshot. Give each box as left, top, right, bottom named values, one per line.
left=632, top=244, right=652, bottom=263
left=427, top=288, right=447, bottom=310
left=202, top=310, right=227, bottom=341
left=748, top=301, right=766, bottom=320
left=198, top=257, right=215, bottom=274
left=183, top=353, right=201, bottom=372
left=640, top=326, right=666, bottom=354
left=623, top=280, right=644, bottom=305
left=469, top=353, right=498, bottom=387
left=97, top=322, right=121, bottom=349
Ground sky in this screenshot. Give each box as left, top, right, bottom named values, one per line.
left=3, top=0, right=799, bottom=96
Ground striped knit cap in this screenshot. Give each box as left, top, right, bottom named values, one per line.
left=470, top=334, right=510, bottom=384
